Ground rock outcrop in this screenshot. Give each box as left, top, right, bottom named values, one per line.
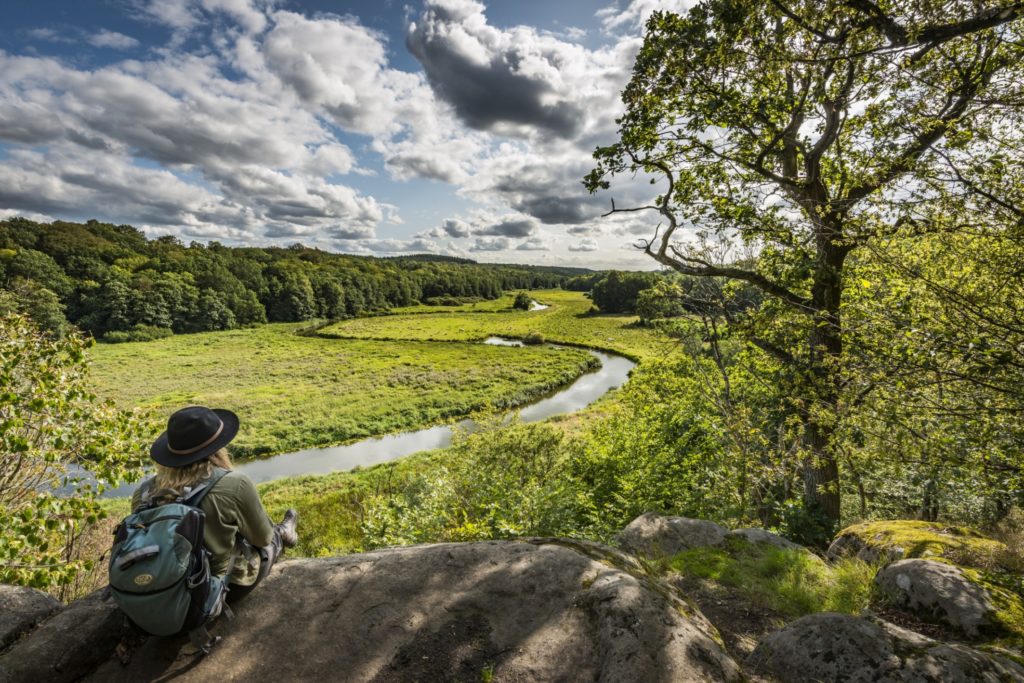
left=748, top=612, right=1024, bottom=682
left=616, top=513, right=801, bottom=558
left=875, top=559, right=996, bottom=637
left=724, top=528, right=802, bottom=551
left=3, top=539, right=741, bottom=683
left=617, top=513, right=728, bottom=556
left=0, top=585, right=60, bottom=651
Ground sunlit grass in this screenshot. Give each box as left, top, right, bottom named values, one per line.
left=667, top=538, right=877, bottom=617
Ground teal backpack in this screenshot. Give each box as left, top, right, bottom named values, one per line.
left=108, top=469, right=230, bottom=643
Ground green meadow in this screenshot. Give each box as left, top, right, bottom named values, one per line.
left=87, top=319, right=599, bottom=458
left=251, top=291, right=676, bottom=557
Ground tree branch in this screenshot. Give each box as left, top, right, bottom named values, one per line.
left=750, top=336, right=800, bottom=365
left=843, top=68, right=984, bottom=207
left=770, top=0, right=844, bottom=42
left=661, top=244, right=814, bottom=312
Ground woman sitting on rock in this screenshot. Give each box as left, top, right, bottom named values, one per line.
left=132, top=405, right=298, bottom=603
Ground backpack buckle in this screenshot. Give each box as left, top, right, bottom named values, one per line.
left=188, top=625, right=222, bottom=656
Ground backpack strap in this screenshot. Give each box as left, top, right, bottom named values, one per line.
left=182, top=468, right=230, bottom=508
left=133, top=476, right=159, bottom=512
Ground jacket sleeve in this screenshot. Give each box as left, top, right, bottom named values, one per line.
left=230, top=473, right=275, bottom=548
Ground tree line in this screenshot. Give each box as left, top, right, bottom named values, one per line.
left=0, top=218, right=576, bottom=340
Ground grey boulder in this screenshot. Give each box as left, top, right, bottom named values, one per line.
left=748, top=612, right=1024, bottom=682
left=617, top=513, right=728, bottom=557
left=725, top=528, right=802, bottom=550
left=0, top=585, right=61, bottom=652
left=82, top=539, right=740, bottom=682
left=875, top=559, right=995, bottom=637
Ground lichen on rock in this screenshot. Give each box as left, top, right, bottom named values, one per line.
left=748, top=612, right=1024, bottom=682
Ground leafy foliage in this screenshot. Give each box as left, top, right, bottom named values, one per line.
left=590, top=271, right=658, bottom=313
left=0, top=312, right=146, bottom=591
left=636, top=280, right=686, bottom=324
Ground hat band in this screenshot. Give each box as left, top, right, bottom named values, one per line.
left=167, top=420, right=225, bottom=456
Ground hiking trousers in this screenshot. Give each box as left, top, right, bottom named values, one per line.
left=225, top=523, right=288, bottom=604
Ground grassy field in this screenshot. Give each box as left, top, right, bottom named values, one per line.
left=88, top=322, right=598, bottom=457
left=320, top=289, right=675, bottom=362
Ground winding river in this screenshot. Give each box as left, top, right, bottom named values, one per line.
left=98, top=336, right=635, bottom=496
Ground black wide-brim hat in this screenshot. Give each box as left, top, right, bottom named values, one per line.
left=150, top=406, right=240, bottom=467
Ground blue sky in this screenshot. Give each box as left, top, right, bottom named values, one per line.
left=0, top=0, right=690, bottom=267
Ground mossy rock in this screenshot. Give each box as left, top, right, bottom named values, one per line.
left=837, top=522, right=1024, bottom=652
left=828, top=520, right=1008, bottom=571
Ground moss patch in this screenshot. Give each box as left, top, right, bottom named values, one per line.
left=836, top=520, right=1008, bottom=570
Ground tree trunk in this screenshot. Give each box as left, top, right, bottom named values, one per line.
left=802, top=241, right=846, bottom=528
left=802, top=413, right=841, bottom=523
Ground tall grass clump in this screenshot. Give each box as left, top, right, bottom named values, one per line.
left=668, top=539, right=876, bottom=617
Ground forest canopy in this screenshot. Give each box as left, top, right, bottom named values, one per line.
left=0, top=218, right=583, bottom=339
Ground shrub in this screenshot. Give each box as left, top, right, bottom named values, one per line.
left=513, top=292, right=532, bottom=310
left=361, top=423, right=581, bottom=547
left=522, top=331, right=545, bottom=345
left=102, top=324, right=174, bottom=343
left=0, top=312, right=147, bottom=595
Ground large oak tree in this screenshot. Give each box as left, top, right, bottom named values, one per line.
left=587, top=0, right=1024, bottom=526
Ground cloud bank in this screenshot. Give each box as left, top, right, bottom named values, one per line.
left=0, top=0, right=688, bottom=266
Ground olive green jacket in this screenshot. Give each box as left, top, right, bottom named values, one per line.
left=131, top=470, right=274, bottom=586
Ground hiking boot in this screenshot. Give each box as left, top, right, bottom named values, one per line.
left=277, top=508, right=299, bottom=548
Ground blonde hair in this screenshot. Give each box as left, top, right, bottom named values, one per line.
left=153, top=448, right=233, bottom=496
